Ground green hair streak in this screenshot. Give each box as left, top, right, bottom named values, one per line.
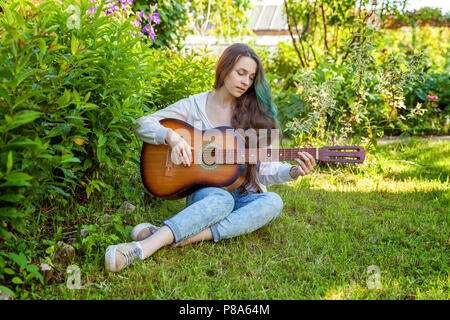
left=254, top=74, right=280, bottom=127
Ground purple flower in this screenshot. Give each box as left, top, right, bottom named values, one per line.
left=138, top=10, right=145, bottom=16
left=127, top=0, right=133, bottom=5
left=142, top=24, right=156, bottom=41
left=86, top=7, right=96, bottom=14
left=150, top=4, right=157, bottom=13
left=142, top=24, right=151, bottom=33
left=105, top=1, right=115, bottom=8
left=148, top=25, right=155, bottom=41
left=151, top=12, right=160, bottom=24
left=130, top=31, right=136, bottom=36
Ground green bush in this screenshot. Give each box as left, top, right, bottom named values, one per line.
left=267, top=38, right=443, bottom=146
left=0, top=0, right=218, bottom=296
left=0, top=0, right=152, bottom=235
left=0, top=0, right=157, bottom=295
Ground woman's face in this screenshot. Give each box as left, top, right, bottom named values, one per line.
left=224, top=56, right=257, bottom=98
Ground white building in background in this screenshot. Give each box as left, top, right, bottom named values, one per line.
left=182, top=4, right=291, bottom=56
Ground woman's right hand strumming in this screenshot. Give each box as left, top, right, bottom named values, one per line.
left=165, top=129, right=193, bottom=166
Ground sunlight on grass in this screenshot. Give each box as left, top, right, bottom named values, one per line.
left=308, top=174, right=448, bottom=194
left=35, top=139, right=449, bottom=300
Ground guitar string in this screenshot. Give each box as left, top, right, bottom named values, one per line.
left=206, top=148, right=361, bottom=163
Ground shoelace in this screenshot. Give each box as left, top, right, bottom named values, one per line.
left=149, top=226, right=159, bottom=235
left=123, top=247, right=142, bottom=265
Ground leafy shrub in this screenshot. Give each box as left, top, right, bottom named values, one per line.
left=143, top=46, right=216, bottom=110
left=269, top=36, right=439, bottom=147
left=0, top=0, right=218, bottom=296
left=0, top=0, right=152, bottom=235
left=0, top=0, right=160, bottom=295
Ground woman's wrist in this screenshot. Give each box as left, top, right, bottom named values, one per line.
left=289, top=165, right=297, bottom=179
left=165, top=129, right=178, bottom=146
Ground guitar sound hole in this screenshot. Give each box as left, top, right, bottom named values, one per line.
left=202, top=148, right=216, bottom=165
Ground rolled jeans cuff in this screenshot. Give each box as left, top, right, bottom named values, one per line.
left=162, top=220, right=181, bottom=243
left=210, top=224, right=221, bottom=242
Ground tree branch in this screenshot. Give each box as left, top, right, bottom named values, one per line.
left=320, top=4, right=329, bottom=54
left=284, top=0, right=305, bottom=68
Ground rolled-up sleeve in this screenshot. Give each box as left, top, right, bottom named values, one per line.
left=133, top=98, right=190, bottom=145
left=257, top=161, right=298, bottom=186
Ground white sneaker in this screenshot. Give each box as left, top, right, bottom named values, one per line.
left=105, top=241, right=144, bottom=273
left=130, top=223, right=160, bottom=241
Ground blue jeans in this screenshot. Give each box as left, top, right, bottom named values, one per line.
left=163, top=187, right=284, bottom=244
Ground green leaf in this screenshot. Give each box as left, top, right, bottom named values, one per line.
left=0, top=286, right=15, bottom=297
left=38, top=38, right=47, bottom=55
left=45, top=245, right=55, bottom=255
left=5, top=110, right=42, bottom=131
left=71, top=33, right=78, bottom=55
left=3, top=268, right=15, bottom=275
left=25, top=264, right=44, bottom=283
left=0, top=194, right=25, bottom=203
left=6, top=252, right=27, bottom=269
left=2, top=137, right=41, bottom=150
left=0, top=85, right=11, bottom=107
left=98, top=135, right=107, bottom=147
left=11, top=277, right=23, bottom=284
left=60, top=156, right=81, bottom=164
left=48, top=185, right=71, bottom=197
left=14, top=70, right=35, bottom=91
left=0, top=172, right=33, bottom=187
left=13, top=90, right=43, bottom=110
left=6, top=151, right=13, bottom=175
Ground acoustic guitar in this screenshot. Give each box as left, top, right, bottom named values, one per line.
left=140, top=118, right=366, bottom=199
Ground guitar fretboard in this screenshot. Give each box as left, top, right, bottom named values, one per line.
left=214, top=148, right=317, bottom=164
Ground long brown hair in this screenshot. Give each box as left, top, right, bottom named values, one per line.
left=213, top=43, right=279, bottom=193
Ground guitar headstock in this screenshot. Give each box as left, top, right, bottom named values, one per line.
left=319, top=146, right=365, bottom=163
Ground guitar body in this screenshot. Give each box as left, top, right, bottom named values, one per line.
left=140, top=118, right=247, bottom=200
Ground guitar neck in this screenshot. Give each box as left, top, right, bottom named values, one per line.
left=216, top=148, right=317, bottom=164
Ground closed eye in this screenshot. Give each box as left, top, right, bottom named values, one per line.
left=237, top=69, right=256, bottom=81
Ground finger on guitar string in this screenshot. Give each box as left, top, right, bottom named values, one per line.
left=180, top=147, right=190, bottom=166
left=174, top=140, right=192, bottom=166
left=294, top=158, right=306, bottom=176
left=295, top=155, right=309, bottom=173
left=170, top=145, right=184, bottom=166
left=298, top=152, right=315, bottom=170
left=303, top=149, right=316, bottom=166
left=186, top=146, right=194, bottom=164
left=303, top=145, right=316, bottom=166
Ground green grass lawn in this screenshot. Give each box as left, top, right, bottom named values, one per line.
left=35, top=139, right=449, bottom=299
